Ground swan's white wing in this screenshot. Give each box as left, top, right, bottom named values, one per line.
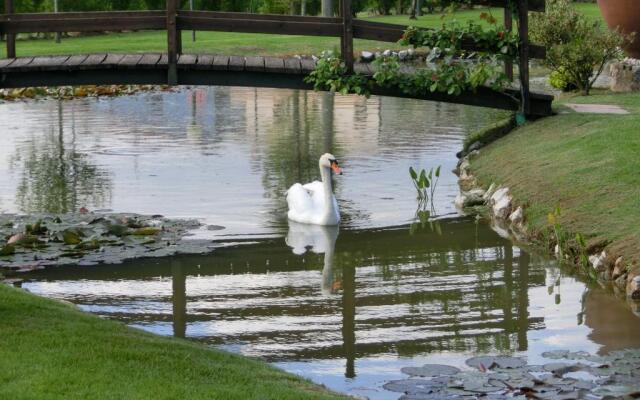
left=286, top=183, right=315, bottom=223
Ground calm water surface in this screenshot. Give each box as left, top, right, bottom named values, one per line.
left=2, top=87, right=639, bottom=399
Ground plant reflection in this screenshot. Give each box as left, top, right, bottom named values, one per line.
left=9, top=101, right=112, bottom=213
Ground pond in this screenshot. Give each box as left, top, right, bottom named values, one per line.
left=2, top=87, right=640, bottom=399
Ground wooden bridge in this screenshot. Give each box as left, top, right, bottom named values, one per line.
left=0, top=0, right=553, bottom=116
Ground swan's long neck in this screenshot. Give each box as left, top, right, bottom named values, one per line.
left=320, top=165, right=336, bottom=217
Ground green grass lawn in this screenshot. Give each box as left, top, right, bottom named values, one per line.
left=0, top=3, right=603, bottom=58
left=469, top=92, right=640, bottom=268
left=0, top=284, right=345, bottom=400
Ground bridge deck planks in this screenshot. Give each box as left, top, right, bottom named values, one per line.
left=64, top=54, right=89, bottom=67
left=228, top=56, right=245, bottom=72
left=211, top=55, right=230, bottom=71
left=138, top=53, right=162, bottom=68
left=244, top=56, right=265, bottom=72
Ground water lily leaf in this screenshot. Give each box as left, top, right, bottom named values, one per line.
left=131, top=227, right=161, bottom=236
left=384, top=378, right=447, bottom=394
left=0, top=244, right=15, bottom=256
left=107, top=224, right=129, bottom=237
left=401, top=364, right=461, bottom=377
left=466, top=356, right=526, bottom=370
left=63, top=230, right=83, bottom=245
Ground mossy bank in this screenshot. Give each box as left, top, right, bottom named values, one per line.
left=456, top=92, right=640, bottom=300
left=0, top=284, right=346, bottom=400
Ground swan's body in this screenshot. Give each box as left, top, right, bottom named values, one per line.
left=286, top=153, right=342, bottom=226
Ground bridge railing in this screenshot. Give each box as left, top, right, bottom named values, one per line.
left=1, top=0, right=545, bottom=112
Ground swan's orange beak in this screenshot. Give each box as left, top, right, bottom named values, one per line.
left=331, top=161, right=343, bottom=175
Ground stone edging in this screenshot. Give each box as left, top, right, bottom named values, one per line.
left=454, top=152, right=640, bottom=301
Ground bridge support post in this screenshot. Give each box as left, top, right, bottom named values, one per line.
left=167, top=0, right=179, bottom=85
left=340, top=0, right=354, bottom=74
left=4, top=0, right=16, bottom=58
left=517, top=0, right=530, bottom=116
left=504, top=2, right=513, bottom=81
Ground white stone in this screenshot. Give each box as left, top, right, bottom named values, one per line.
left=458, top=159, right=470, bottom=176
left=612, top=257, right=625, bottom=280
left=589, top=251, right=607, bottom=271
left=483, top=183, right=496, bottom=201
left=361, top=51, right=375, bottom=62
left=554, top=244, right=561, bottom=258
left=407, top=48, right=415, bottom=56
left=398, top=50, right=409, bottom=61
left=509, top=206, right=524, bottom=225
left=492, top=194, right=512, bottom=220
left=490, top=188, right=510, bottom=206
left=382, top=49, right=392, bottom=57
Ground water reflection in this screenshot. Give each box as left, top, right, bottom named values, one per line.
left=9, top=101, right=112, bottom=213
left=0, top=87, right=503, bottom=236
left=23, top=218, right=539, bottom=361
left=286, top=222, right=338, bottom=295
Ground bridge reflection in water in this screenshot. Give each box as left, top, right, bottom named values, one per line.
left=22, top=216, right=545, bottom=378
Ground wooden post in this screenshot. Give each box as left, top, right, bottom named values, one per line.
left=4, top=0, right=15, bottom=58
left=340, top=0, right=354, bottom=73
left=190, top=0, right=195, bottom=42
left=517, top=0, right=530, bottom=116
left=167, top=0, right=178, bottom=85
left=504, top=2, right=513, bottom=81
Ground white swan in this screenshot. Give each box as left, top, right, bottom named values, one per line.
left=286, top=153, right=342, bottom=226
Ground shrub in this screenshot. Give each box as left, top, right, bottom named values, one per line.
left=548, top=67, right=577, bottom=91
left=530, top=0, right=627, bottom=95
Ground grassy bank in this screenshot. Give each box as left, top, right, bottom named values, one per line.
left=469, top=92, right=639, bottom=271
left=0, top=4, right=602, bottom=58
left=0, top=284, right=344, bottom=400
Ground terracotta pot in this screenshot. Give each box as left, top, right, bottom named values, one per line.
left=597, top=0, right=640, bottom=59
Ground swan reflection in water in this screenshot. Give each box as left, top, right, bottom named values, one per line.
left=286, top=221, right=339, bottom=295
left=285, top=221, right=356, bottom=378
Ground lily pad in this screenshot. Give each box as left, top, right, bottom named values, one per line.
left=131, top=227, right=161, bottom=236
left=62, top=230, right=83, bottom=245
left=0, top=244, right=15, bottom=256
left=401, top=364, right=461, bottom=377
left=383, top=378, right=447, bottom=394
left=466, top=356, right=526, bottom=370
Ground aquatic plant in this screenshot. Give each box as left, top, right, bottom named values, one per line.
left=409, top=165, right=440, bottom=209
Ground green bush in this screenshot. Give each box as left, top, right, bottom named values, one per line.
left=531, top=0, right=626, bottom=95
left=548, top=67, right=577, bottom=91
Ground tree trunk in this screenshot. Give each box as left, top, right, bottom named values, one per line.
left=301, top=0, right=306, bottom=15
left=322, top=0, right=332, bottom=17
left=410, top=0, right=418, bottom=19
left=396, top=0, right=402, bottom=15
left=417, top=0, right=424, bottom=16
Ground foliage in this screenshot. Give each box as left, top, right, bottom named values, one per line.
left=304, top=52, right=372, bottom=95
left=400, top=18, right=518, bottom=60
left=530, top=0, right=626, bottom=95
left=548, top=66, right=576, bottom=91
left=409, top=165, right=440, bottom=210
left=545, top=206, right=568, bottom=257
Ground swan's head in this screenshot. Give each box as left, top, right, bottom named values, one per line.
left=319, top=153, right=342, bottom=175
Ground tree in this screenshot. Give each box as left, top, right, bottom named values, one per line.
left=530, top=0, right=626, bottom=95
